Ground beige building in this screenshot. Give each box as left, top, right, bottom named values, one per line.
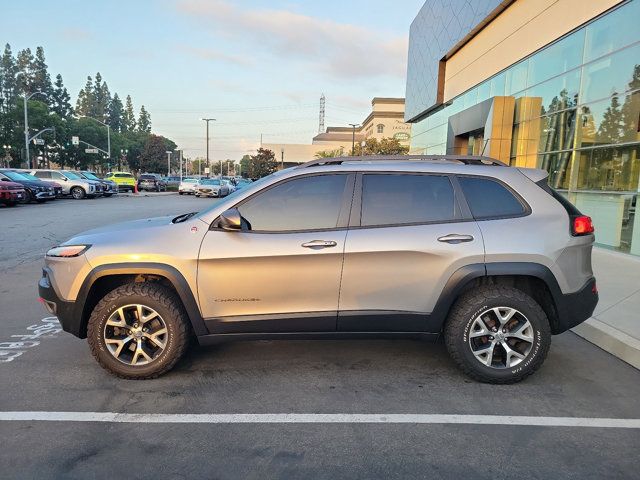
left=264, top=97, right=412, bottom=164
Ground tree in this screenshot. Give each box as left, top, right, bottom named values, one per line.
left=353, top=137, right=409, bottom=156
left=139, top=134, right=174, bottom=173
left=247, top=148, right=277, bottom=178
left=596, top=95, right=623, bottom=145
left=16, top=48, right=35, bottom=94
left=91, top=72, right=111, bottom=122
left=0, top=44, right=18, bottom=114
left=107, top=93, right=124, bottom=132
left=123, top=95, right=136, bottom=131
left=32, top=47, right=53, bottom=97
left=621, top=64, right=640, bottom=143
left=315, top=148, right=344, bottom=159
left=51, top=74, right=73, bottom=119
left=75, top=76, right=94, bottom=116
left=137, top=105, right=151, bottom=133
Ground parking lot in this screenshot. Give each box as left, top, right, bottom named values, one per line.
left=1, top=194, right=640, bottom=479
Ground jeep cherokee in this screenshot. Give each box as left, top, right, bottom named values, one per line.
left=38, top=155, right=598, bottom=383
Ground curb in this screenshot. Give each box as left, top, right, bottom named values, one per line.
left=572, top=318, right=640, bottom=370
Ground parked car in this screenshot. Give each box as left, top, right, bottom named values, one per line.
left=178, top=177, right=198, bottom=195
left=163, top=176, right=181, bottom=187
left=0, top=178, right=26, bottom=206
left=235, top=178, right=253, bottom=189
left=138, top=173, right=167, bottom=192
left=38, top=155, right=598, bottom=382
left=49, top=182, right=64, bottom=198
left=77, top=171, right=117, bottom=197
left=194, top=178, right=229, bottom=198
left=221, top=178, right=236, bottom=194
left=0, top=170, right=56, bottom=203
left=105, top=172, right=136, bottom=192
left=25, top=169, right=99, bottom=199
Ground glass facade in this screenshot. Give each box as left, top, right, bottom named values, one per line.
left=409, top=0, right=640, bottom=255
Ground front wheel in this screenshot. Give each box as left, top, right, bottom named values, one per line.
left=87, top=283, right=191, bottom=379
left=71, top=186, right=85, bottom=200
left=444, top=285, right=551, bottom=384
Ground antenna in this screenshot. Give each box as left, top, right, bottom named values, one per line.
left=318, top=93, right=325, bottom=134
left=480, top=138, right=490, bottom=157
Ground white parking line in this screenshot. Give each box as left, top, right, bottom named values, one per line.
left=1, top=412, right=640, bottom=428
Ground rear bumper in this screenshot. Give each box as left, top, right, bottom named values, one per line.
left=38, top=269, right=84, bottom=338
left=553, top=277, right=598, bottom=334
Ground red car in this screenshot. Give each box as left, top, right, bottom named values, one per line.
left=0, top=179, right=26, bottom=207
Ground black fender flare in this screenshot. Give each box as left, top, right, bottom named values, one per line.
left=77, top=262, right=207, bottom=337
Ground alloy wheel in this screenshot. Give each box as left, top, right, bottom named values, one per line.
left=103, top=304, right=168, bottom=366
left=468, top=307, right=534, bottom=369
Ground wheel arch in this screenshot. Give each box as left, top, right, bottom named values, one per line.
left=77, top=263, right=206, bottom=338
left=431, top=262, right=563, bottom=334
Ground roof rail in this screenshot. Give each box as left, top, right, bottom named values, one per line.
left=298, top=154, right=508, bottom=169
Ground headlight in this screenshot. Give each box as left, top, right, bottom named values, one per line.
left=46, top=245, right=91, bottom=258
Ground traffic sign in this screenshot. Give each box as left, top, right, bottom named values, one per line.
left=204, top=167, right=210, bottom=174
left=72, top=136, right=79, bottom=146
left=33, top=138, right=44, bottom=145
left=85, top=148, right=99, bottom=154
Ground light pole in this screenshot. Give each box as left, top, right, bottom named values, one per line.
left=119, top=149, right=128, bottom=171
left=177, top=149, right=183, bottom=181
left=280, top=147, right=284, bottom=170
left=165, top=151, right=172, bottom=176
left=79, top=115, right=111, bottom=160
left=2, top=144, right=11, bottom=168
left=349, top=123, right=359, bottom=156
left=201, top=118, right=216, bottom=177
left=23, top=91, right=48, bottom=168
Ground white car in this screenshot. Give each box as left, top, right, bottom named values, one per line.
left=178, top=177, right=198, bottom=195
left=221, top=178, right=236, bottom=193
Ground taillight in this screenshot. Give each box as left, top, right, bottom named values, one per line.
left=572, top=215, right=594, bottom=236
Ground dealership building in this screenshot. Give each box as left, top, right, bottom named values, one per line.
left=405, top=0, right=640, bottom=255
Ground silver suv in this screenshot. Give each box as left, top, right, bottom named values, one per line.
left=27, top=169, right=99, bottom=199
left=38, top=156, right=598, bottom=383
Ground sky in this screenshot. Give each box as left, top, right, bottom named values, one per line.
left=4, top=0, right=425, bottom=160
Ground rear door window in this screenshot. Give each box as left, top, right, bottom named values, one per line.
left=458, top=176, right=526, bottom=219
left=360, top=174, right=457, bottom=227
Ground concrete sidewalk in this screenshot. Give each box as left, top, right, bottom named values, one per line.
left=572, top=247, right=640, bottom=369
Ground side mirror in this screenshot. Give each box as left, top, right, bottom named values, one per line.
left=217, top=208, right=242, bottom=231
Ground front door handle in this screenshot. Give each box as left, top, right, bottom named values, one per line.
left=301, top=240, right=338, bottom=249
left=437, top=234, right=474, bottom=244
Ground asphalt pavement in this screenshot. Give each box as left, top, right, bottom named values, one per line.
left=1, top=194, right=639, bottom=479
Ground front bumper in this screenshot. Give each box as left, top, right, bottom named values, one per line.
left=35, top=190, right=56, bottom=200
left=553, top=277, right=599, bottom=334
left=38, top=269, right=85, bottom=338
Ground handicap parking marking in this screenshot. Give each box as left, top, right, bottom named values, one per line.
left=0, top=317, right=63, bottom=363
left=1, top=412, right=640, bottom=429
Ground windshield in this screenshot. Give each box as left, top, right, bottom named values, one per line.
left=140, top=175, right=155, bottom=179
left=182, top=178, right=197, bottom=183
left=2, top=171, right=30, bottom=181
left=201, top=179, right=221, bottom=185
left=82, top=172, right=100, bottom=180
left=62, top=171, right=81, bottom=179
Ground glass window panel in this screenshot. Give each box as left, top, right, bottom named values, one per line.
left=581, top=43, right=640, bottom=104
left=539, top=152, right=573, bottom=190
left=458, top=177, right=526, bottom=219
left=579, top=92, right=640, bottom=147
left=361, top=174, right=456, bottom=226
left=538, top=109, right=577, bottom=153
left=463, top=88, right=478, bottom=108
left=477, top=81, right=491, bottom=103
left=576, top=145, right=640, bottom=191
left=524, top=69, right=581, bottom=119
left=238, top=175, right=348, bottom=231
left=490, top=72, right=506, bottom=97
left=584, top=0, right=640, bottom=63
left=505, top=60, right=529, bottom=95
left=527, top=30, right=585, bottom=87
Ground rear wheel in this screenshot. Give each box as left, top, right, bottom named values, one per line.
left=71, top=186, right=85, bottom=200
left=444, top=285, right=551, bottom=384
left=87, top=283, right=191, bottom=379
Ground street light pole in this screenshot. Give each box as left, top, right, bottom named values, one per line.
left=349, top=123, right=359, bottom=156
left=201, top=118, right=216, bottom=177
left=23, top=91, right=48, bottom=168
left=281, top=147, right=284, bottom=170
left=79, top=115, right=111, bottom=160
left=165, top=151, right=172, bottom=176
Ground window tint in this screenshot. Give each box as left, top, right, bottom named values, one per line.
left=361, top=174, right=456, bottom=227
left=116, top=173, right=133, bottom=178
left=34, top=171, right=51, bottom=179
left=238, top=175, right=348, bottom=231
left=458, top=177, right=526, bottom=219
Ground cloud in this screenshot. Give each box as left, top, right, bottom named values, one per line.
left=175, top=0, right=408, bottom=79
left=60, top=27, right=92, bottom=41
left=178, top=45, right=252, bottom=66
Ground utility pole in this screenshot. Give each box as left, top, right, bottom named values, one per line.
left=201, top=118, right=215, bottom=177
left=281, top=147, right=284, bottom=170
left=349, top=123, right=359, bottom=156
left=23, top=91, right=48, bottom=168
left=165, top=151, right=172, bottom=175
left=319, top=94, right=325, bottom=134
left=178, top=149, right=183, bottom=181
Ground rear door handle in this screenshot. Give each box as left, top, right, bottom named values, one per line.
left=437, top=234, right=474, bottom=244
left=301, top=240, right=338, bottom=249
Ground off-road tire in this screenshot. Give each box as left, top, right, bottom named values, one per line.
left=71, top=186, right=85, bottom=200
left=444, top=285, right=551, bottom=384
left=87, top=282, right=191, bottom=379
